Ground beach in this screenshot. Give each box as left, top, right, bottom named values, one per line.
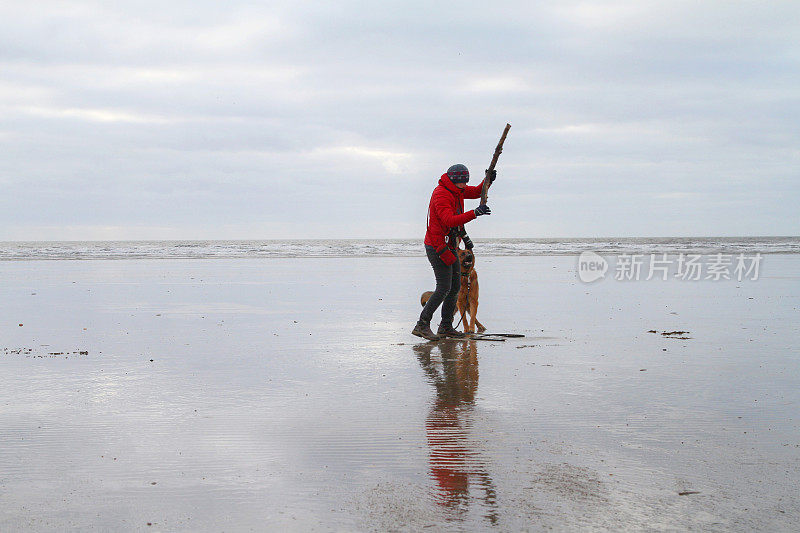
left=1, top=253, right=798, bottom=531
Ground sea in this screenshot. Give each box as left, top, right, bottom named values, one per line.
left=0, top=237, right=798, bottom=260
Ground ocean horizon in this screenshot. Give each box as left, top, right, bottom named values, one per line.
left=1, top=236, right=798, bottom=260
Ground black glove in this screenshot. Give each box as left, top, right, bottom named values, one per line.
left=462, top=235, right=474, bottom=250
left=474, top=204, right=491, bottom=217
left=486, top=169, right=497, bottom=183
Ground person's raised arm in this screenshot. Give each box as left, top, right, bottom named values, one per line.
left=463, top=179, right=485, bottom=199
left=432, top=194, right=476, bottom=227
left=463, top=170, right=496, bottom=199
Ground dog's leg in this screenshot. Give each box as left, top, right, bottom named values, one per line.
left=457, top=300, right=468, bottom=332
left=475, top=318, right=486, bottom=333
left=467, top=300, right=478, bottom=333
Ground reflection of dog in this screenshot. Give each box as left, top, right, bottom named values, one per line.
left=420, top=248, right=486, bottom=334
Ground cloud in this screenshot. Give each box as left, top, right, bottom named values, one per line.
left=464, top=77, right=530, bottom=93
left=18, top=105, right=173, bottom=124
left=313, top=146, right=414, bottom=175
left=0, top=0, right=798, bottom=239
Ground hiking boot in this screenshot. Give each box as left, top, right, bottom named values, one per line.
left=412, top=322, right=441, bottom=341
left=437, top=323, right=466, bottom=338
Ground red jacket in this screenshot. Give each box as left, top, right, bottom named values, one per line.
left=424, top=174, right=486, bottom=249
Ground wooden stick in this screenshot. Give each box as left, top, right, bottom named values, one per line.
left=481, top=123, right=511, bottom=205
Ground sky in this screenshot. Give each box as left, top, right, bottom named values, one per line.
left=1, top=0, right=798, bottom=240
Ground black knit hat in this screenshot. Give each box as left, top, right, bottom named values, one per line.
left=447, top=164, right=470, bottom=183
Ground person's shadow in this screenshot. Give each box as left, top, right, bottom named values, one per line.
left=414, top=340, right=498, bottom=525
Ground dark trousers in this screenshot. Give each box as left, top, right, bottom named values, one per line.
left=418, top=245, right=461, bottom=327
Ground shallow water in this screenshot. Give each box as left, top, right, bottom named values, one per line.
left=1, top=256, right=799, bottom=530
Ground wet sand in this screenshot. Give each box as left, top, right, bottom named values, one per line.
left=1, top=255, right=799, bottom=531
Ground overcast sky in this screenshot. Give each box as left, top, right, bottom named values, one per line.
left=1, top=1, right=798, bottom=240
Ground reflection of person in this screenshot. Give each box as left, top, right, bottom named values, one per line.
left=412, top=165, right=496, bottom=341
left=414, top=340, right=498, bottom=524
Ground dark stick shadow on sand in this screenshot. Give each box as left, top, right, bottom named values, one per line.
left=413, top=340, right=499, bottom=526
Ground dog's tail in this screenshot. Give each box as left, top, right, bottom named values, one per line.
left=420, top=291, right=433, bottom=307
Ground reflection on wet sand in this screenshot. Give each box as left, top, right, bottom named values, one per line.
left=414, top=339, right=498, bottom=525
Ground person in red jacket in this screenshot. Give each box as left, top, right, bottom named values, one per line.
left=412, top=164, right=496, bottom=340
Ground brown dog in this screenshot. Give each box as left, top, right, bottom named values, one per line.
left=419, top=248, right=486, bottom=334
left=455, top=248, right=485, bottom=333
